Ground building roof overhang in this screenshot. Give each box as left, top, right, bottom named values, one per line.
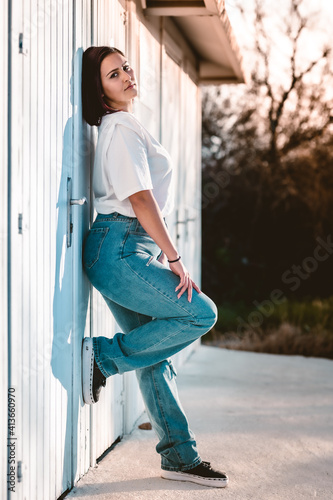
left=143, top=0, right=245, bottom=84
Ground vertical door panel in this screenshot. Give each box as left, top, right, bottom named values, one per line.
left=136, top=22, right=161, bottom=138
left=122, top=17, right=164, bottom=435
left=48, top=1, right=60, bottom=494
left=1, top=1, right=8, bottom=499
left=9, top=0, right=24, bottom=498
left=72, top=0, right=93, bottom=484
left=52, top=0, right=74, bottom=495
left=161, top=46, right=189, bottom=369
left=90, top=293, right=125, bottom=461
left=9, top=0, right=80, bottom=497
left=161, top=46, right=182, bottom=246
left=89, top=0, right=128, bottom=466
left=179, top=71, right=202, bottom=284
left=161, top=39, right=201, bottom=369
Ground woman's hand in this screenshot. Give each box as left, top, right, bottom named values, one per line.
left=169, top=259, right=201, bottom=303
left=128, top=190, right=201, bottom=302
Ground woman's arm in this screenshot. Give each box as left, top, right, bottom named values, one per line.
left=129, top=190, right=178, bottom=260
left=129, top=189, right=201, bottom=302
left=157, top=252, right=168, bottom=266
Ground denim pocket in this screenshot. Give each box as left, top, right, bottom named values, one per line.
left=83, top=227, right=109, bottom=269
left=129, top=220, right=150, bottom=235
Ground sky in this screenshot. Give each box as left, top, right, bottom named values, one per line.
left=225, top=0, right=333, bottom=83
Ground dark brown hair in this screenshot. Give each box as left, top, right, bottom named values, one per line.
left=82, top=46, right=125, bottom=126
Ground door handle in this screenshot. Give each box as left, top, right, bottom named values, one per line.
left=70, top=197, right=87, bottom=206
left=67, top=177, right=87, bottom=247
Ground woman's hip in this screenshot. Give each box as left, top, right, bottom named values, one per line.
left=82, top=212, right=217, bottom=326
left=82, top=211, right=160, bottom=280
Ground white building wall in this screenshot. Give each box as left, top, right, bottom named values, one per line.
left=4, top=1, right=203, bottom=498
left=72, top=0, right=95, bottom=483
left=1, top=2, right=9, bottom=499
left=8, top=2, right=24, bottom=499
left=8, top=1, right=82, bottom=498
left=89, top=0, right=129, bottom=464
left=160, top=23, right=202, bottom=369
left=123, top=9, right=162, bottom=435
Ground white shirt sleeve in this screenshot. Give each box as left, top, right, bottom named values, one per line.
left=105, top=120, right=153, bottom=201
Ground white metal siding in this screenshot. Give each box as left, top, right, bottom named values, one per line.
left=135, top=20, right=161, bottom=138
left=8, top=2, right=24, bottom=500
left=6, top=1, right=203, bottom=498
left=123, top=14, right=163, bottom=435
left=179, top=70, right=202, bottom=285
left=72, top=0, right=94, bottom=484
left=89, top=0, right=128, bottom=465
left=8, top=0, right=83, bottom=497
left=1, top=1, right=9, bottom=499
left=161, top=37, right=202, bottom=370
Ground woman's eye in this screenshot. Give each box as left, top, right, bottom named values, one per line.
left=123, top=65, right=130, bottom=71
left=110, top=72, right=118, bottom=78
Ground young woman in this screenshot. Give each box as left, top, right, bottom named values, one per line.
left=81, top=46, right=228, bottom=488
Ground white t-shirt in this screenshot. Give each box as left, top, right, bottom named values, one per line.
left=93, top=111, right=174, bottom=217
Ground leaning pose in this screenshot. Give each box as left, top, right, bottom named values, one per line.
left=81, top=45, right=228, bottom=488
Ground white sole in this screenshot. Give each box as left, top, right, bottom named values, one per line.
left=161, top=469, right=228, bottom=488
left=82, top=338, right=95, bottom=404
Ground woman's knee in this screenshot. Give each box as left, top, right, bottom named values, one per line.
left=194, top=293, right=218, bottom=332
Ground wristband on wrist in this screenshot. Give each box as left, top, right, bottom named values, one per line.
left=168, top=255, right=181, bottom=263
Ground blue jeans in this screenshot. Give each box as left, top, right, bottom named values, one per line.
left=82, top=212, right=217, bottom=471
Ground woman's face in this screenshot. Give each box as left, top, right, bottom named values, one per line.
left=100, top=52, right=137, bottom=112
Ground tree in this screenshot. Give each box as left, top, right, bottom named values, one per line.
left=202, top=0, right=333, bottom=304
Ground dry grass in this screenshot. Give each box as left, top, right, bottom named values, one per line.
left=203, top=322, right=333, bottom=360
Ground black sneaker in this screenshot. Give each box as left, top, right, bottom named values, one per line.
left=161, top=461, right=228, bottom=488
left=82, top=338, right=106, bottom=404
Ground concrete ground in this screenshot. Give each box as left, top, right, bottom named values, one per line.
left=67, top=346, right=333, bottom=500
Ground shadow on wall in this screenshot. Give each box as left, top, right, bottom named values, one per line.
left=51, top=47, right=91, bottom=494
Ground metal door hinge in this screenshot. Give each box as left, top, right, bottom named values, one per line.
left=121, top=11, right=127, bottom=26
left=18, top=33, right=28, bottom=56
left=119, top=389, right=125, bottom=406
left=17, top=461, right=23, bottom=482
left=18, top=213, right=23, bottom=234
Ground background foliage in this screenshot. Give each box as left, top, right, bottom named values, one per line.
left=201, top=0, right=333, bottom=308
